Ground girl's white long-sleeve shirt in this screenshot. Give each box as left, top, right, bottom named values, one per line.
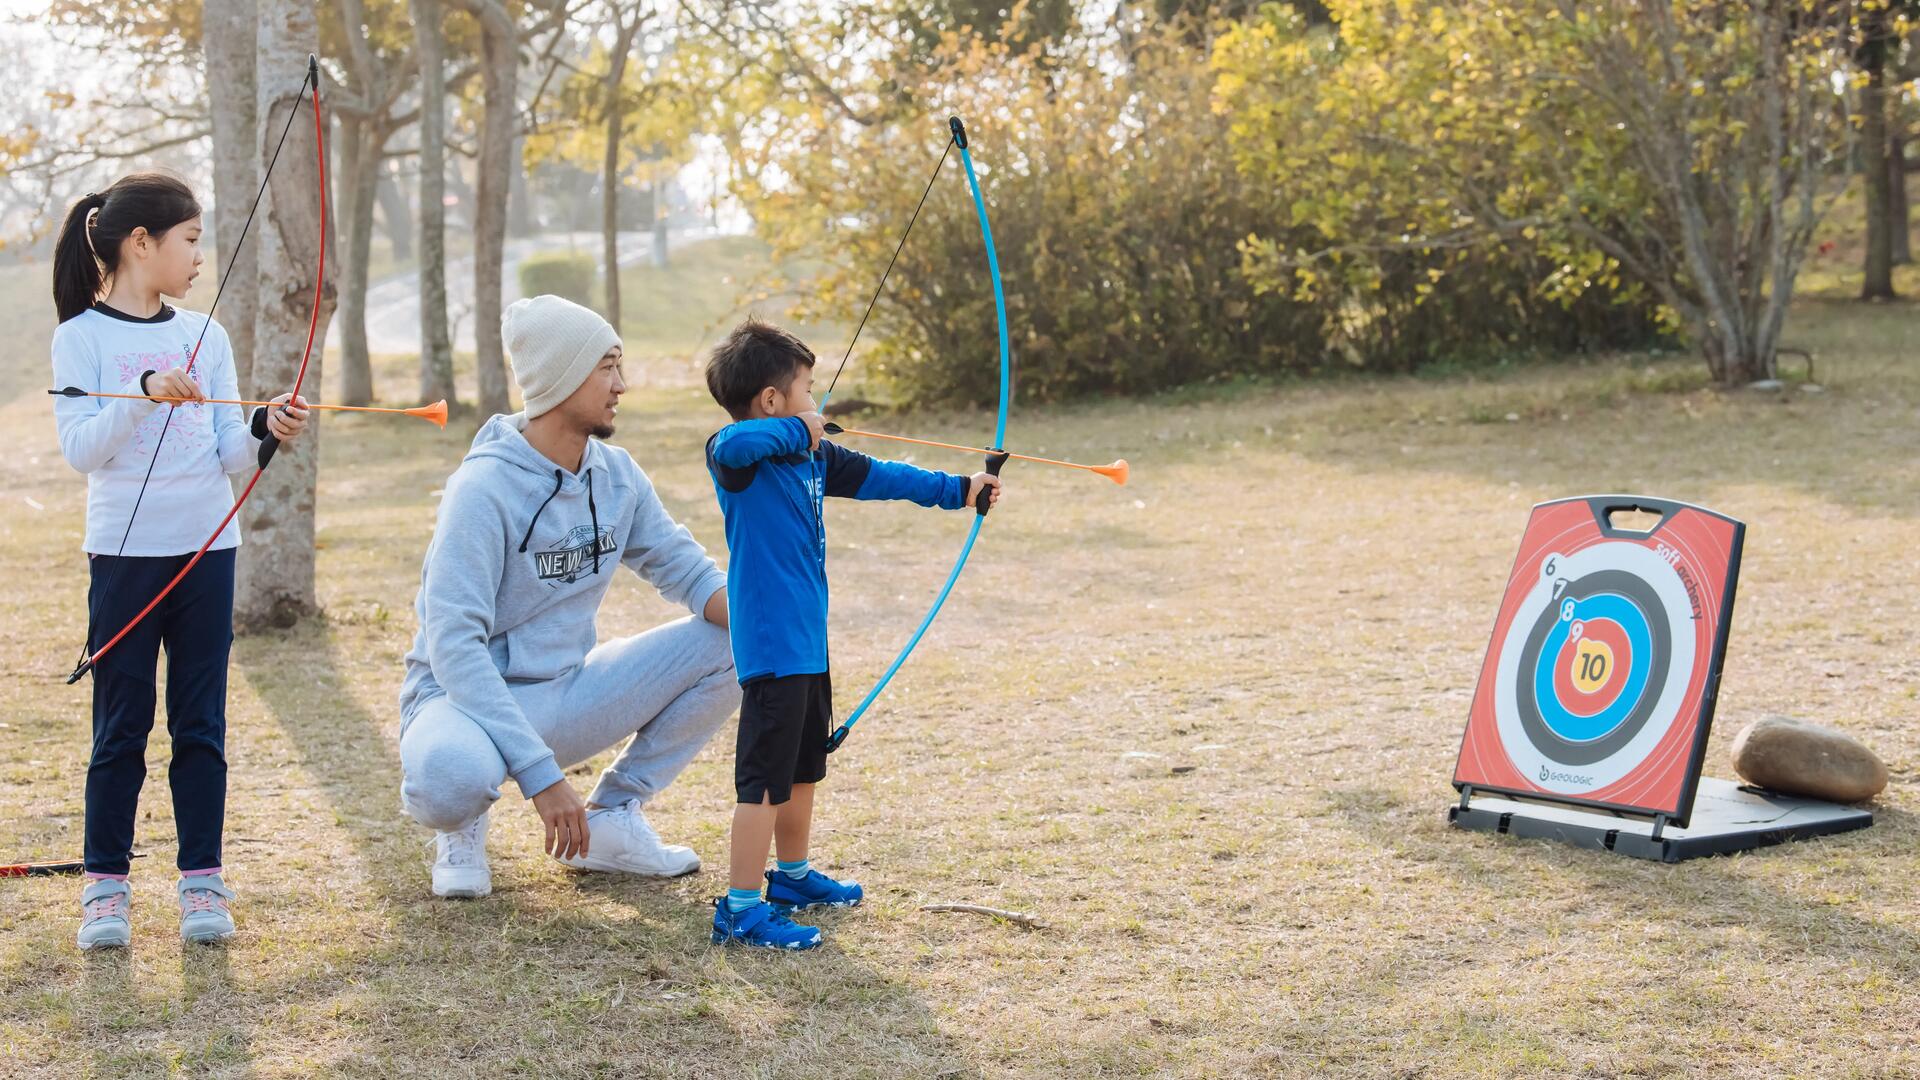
left=51, top=303, right=260, bottom=556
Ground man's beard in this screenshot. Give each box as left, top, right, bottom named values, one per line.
left=589, top=422, right=615, bottom=440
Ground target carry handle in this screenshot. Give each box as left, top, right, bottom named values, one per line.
left=1595, top=496, right=1682, bottom=516
left=976, top=450, right=1009, bottom=517
left=1589, top=495, right=1682, bottom=537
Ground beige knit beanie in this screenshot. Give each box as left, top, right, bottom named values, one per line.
left=503, top=294, right=622, bottom=418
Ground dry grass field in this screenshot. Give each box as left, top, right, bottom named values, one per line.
left=0, top=290, right=1915, bottom=1077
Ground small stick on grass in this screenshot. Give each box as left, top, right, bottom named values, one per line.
left=920, top=903, right=1049, bottom=930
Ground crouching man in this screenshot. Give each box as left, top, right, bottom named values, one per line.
left=398, top=295, right=735, bottom=898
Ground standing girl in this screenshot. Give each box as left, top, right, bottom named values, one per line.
left=49, top=173, right=310, bottom=949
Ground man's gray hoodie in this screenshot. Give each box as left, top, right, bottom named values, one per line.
left=399, top=414, right=728, bottom=799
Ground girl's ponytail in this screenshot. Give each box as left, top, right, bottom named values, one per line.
left=52, top=191, right=110, bottom=324
left=51, top=173, right=201, bottom=324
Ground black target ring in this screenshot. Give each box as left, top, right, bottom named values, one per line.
left=1513, top=569, right=1671, bottom=766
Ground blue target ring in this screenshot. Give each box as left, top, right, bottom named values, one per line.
left=1531, top=593, right=1653, bottom=743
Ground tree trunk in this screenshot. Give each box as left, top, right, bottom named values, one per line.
left=335, top=112, right=380, bottom=405
left=600, top=16, right=641, bottom=329
left=509, top=131, right=537, bottom=237
left=470, top=5, right=518, bottom=418
left=201, top=0, right=259, bottom=391
left=1860, top=19, right=1896, bottom=300
left=602, top=116, right=623, bottom=329
left=237, top=0, right=334, bottom=631
left=601, top=55, right=634, bottom=330
left=1728, top=347, right=1775, bottom=385
left=652, top=172, right=669, bottom=268
left=333, top=0, right=392, bottom=407
left=446, top=163, right=477, bottom=230
left=377, top=163, right=412, bottom=261
left=1701, top=332, right=1776, bottom=387
left=1892, top=134, right=1911, bottom=266
left=413, top=0, right=456, bottom=406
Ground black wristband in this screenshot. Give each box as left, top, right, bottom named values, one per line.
left=250, top=406, right=270, bottom=440
left=139, top=370, right=156, bottom=395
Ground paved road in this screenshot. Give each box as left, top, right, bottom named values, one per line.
left=356, top=229, right=679, bottom=355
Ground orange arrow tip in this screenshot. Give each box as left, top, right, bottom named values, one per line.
left=1093, top=459, right=1129, bottom=485
left=409, top=400, right=449, bottom=428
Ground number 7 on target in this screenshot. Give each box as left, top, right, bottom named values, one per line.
left=1542, top=554, right=1572, bottom=604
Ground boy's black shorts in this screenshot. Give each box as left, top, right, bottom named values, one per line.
left=736, top=672, right=832, bottom=805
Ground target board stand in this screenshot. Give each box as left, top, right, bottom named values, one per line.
left=1449, top=496, right=1871, bottom=862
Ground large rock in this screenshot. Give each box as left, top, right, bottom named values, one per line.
left=1730, top=716, right=1889, bottom=804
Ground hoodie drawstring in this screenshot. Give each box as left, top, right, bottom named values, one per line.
left=586, top=467, right=601, bottom=574
left=519, top=468, right=565, bottom=553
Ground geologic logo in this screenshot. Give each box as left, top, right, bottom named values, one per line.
left=1539, top=765, right=1595, bottom=786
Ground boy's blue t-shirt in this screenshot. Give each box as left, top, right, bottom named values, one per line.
left=706, top=416, right=969, bottom=684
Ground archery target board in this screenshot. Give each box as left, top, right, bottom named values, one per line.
left=1453, top=496, right=1744, bottom=826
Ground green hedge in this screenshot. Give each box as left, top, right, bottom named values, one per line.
left=518, top=252, right=598, bottom=309
left=766, top=25, right=1665, bottom=408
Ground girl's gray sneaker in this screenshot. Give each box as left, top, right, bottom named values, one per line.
left=177, top=874, right=236, bottom=944
left=77, top=878, right=132, bottom=951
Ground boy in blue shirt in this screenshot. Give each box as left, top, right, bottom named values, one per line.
left=703, top=318, right=1003, bottom=949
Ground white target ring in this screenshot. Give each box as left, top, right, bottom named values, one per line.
left=1492, top=542, right=1697, bottom=795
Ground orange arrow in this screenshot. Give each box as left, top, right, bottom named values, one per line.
left=824, top=423, right=1128, bottom=484
left=51, top=387, right=448, bottom=428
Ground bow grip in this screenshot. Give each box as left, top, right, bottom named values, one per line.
left=822, top=724, right=850, bottom=754
left=257, top=430, right=281, bottom=469
left=976, top=450, right=1009, bottom=517
left=949, top=116, right=968, bottom=149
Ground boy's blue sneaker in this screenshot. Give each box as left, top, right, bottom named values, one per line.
left=711, top=898, right=822, bottom=950
left=764, top=868, right=864, bottom=913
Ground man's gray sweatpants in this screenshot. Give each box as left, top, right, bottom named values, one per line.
left=399, top=615, right=737, bottom=832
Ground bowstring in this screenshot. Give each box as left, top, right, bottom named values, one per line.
left=75, top=65, right=317, bottom=671
left=812, top=136, right=958, bottom=563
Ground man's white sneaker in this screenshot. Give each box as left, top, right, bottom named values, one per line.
left=77, top=878, right=132, bottom=951
left=558, top=799, right=700, bottom=877
left=431, top=812, right=492, bottom=898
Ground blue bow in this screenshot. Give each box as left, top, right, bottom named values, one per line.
left=817, top=115, right=1013, bottom=753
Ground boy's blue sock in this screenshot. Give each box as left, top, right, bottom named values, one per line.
left=726, top=887, right=762, bottom=914
left=777, top=858, right=810, bottom=881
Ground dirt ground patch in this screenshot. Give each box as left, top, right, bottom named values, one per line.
left=1, top=301, right=1915, bottom=1078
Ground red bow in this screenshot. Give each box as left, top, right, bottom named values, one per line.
left=69, top=56, right=329, bottom=683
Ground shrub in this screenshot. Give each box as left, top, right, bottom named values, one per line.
left=518, top=252, right=598, bottom=310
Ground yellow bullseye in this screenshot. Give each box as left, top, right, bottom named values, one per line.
left=1570, top=639, right=1614, bottom=694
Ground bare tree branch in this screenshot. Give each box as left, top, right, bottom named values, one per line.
left=678, top=0, right=878, bottom=126
left=14, top=128, right=213, bottom=179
